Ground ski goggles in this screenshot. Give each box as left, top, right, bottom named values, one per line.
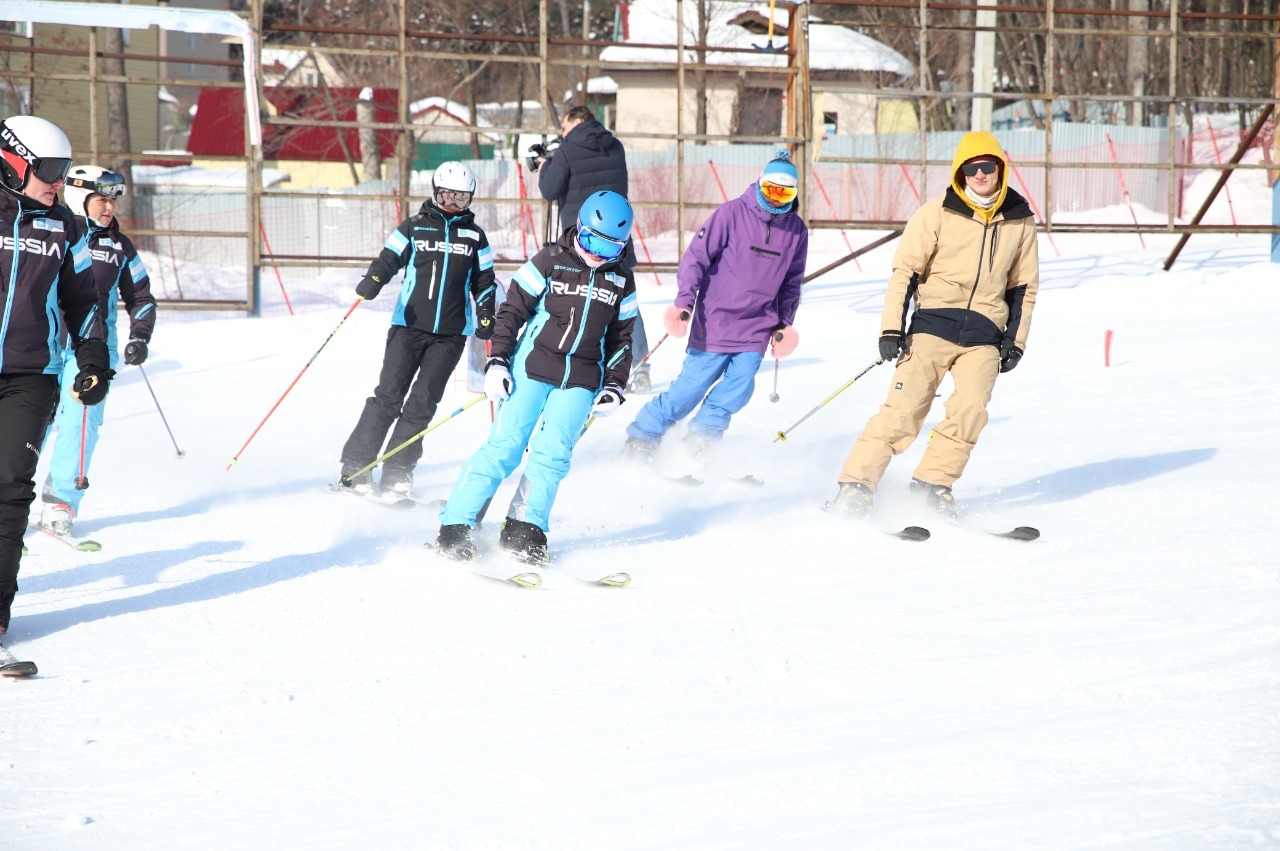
left=67, top=171, right=126, bottom=197
left=577, top=225, right=627, bottom=260
left=759, top=179, right=798, bottom=206
left=28, top=156, right=73, bottom=185
left=960, top=159, right=999, bottom=177
left=434, top=188, right=472, bottom=209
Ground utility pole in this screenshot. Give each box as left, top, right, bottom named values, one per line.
left=971, top=0, right=996, bottom=132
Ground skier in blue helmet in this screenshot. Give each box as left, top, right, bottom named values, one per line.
left=435, top=190, right=639, bottom=564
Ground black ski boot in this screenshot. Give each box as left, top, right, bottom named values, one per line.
left=626, top=364, right=652, bottom=395
left=499, top=519, right=549, bottom=565
left=380, top=465, right=414, bottom=498
left=828, top=481, right=874, bottom=518
left=910, top=477, right=957, bottom=520
left=339, top=461, right=374, bottom=496
left=435, top=524, right=478, bottom=560
left=622, top=437, right=656, bottom=466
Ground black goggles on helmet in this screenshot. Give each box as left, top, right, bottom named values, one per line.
left=67, top=171, right=126, bottom=197
left=31, top=157, right=73, bottom=185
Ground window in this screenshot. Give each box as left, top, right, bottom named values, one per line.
left=823, top=112, right=838, bottom=137
left=0, top=21, right=34, bottom=38
left=736, top=88, right=783, bottom=137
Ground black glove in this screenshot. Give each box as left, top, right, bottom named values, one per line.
left=355, top=274, right=383, bottom=300
left=878, top=333, right=903, bottom=362
left=999, top=342, right=1023, bottom=374
left=124, top=337, right=148, bottom=366
left=475, top=312, right=494, bottom=340
left=72, top=366, right=115, bottom=406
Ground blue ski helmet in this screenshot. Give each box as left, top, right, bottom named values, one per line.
left=576, top=190, right=633, bottom=260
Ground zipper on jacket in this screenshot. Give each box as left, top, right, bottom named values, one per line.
left=966, top=219, right=991, bottom=312
left=431, top=217, right=456, bottom=333
left=558, top=306, right=576, bottom=350
left=751, top=246, right=781, bottom=258
left=0, top=204, right=23, bottom=371
left=562, top=269, right=597, bottom=387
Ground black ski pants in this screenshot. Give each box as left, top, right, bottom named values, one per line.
left=341, top=326, right=467, bottom=473
left=0, top=374, right=60, bottom=632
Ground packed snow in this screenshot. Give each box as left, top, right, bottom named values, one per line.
left=3, top=215, right=1278, bottom=847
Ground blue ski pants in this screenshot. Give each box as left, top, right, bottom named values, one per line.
left=43, top=351, right=116, bottom=513
left=626, top=348, right=763, bottom=446
left=439, top=376, right=594, bottom=533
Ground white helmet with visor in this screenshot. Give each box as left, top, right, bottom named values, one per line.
left=64, top=165, right=127, bottom=226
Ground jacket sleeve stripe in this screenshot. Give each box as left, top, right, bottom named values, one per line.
left=513, top=262, right=547, bottom=297
left=617, top=291, right=638, bottom=320
left=477, top=244, right=493, bottom=270
left=385, top=230, right=409, bottom=254
left=71, top=237, right=93, bottom=273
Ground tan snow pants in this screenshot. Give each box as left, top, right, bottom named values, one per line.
left=838, top=334, right=1001, bottom=489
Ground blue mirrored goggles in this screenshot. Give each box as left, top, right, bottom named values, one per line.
left=67, top=171, right=126, bottom=197
left=577, top=225, right=627, bottom=260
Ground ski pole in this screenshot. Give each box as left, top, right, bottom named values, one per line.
left=138, top=364, right=185, bottom=458
left=574, top=332, right=673, bottom=445
left=227, top=298, right=362, bottom=471
left=774, top=358, right=884, bottom=443
left=75, top=406, right=89, bottom=490
left=338, top=394, right=487, bottom=487
left=769, top=357, right=780, bottom=403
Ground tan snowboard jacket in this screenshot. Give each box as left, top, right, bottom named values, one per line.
left=881, top=132, right=1040, bottom=353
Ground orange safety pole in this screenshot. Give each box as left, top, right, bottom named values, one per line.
left=631, top=221, right=662, bottom=286
left=810, top=167, right=861, bottom=271
left=1205, top=118, right=1239, bottom=236
left=1001, top=149, right=1061, bottom=257
left=1104, top=133, right=1147, bottom=249
left=898, top=163, right=922, bottom=204
left=257, top=222, right=295, bottom=315
left=514, top=162, right=536, bottom=257
left=708, top=161, right=730, bottom=202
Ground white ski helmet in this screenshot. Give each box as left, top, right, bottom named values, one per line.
left=431, top=161, right=476, bottom=209
left=1, top=115, right=74, bottom=195
left=64, top=165, right=127, bottom=226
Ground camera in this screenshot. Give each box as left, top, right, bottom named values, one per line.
left=526, top=136, right=563, bottom=173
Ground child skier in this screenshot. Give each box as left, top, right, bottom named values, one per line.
left=434, top=190, right=638, bottom=563
left=622, top=150, right=808, bottom=462
left=39, top=166, right=156, bottom=536
left=339, top=161, right=496, bottom=498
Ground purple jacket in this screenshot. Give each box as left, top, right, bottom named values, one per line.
left=676, top=184, right=808, bottom=354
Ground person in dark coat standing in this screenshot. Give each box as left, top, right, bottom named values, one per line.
left=0, top=115, right=111, bottom=637
left=536, top=106, right=652, bottom=393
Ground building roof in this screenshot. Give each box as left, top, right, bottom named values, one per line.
left=601, top=0, right=912, bottom=77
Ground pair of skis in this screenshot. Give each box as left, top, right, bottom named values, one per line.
left=26, top=523, right=102, bottom=552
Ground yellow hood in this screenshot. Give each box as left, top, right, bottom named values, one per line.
left=950, top=131, right=1009, bottom=222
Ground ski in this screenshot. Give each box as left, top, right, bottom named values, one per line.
left=580, top=572, right=631, bottom=587
left=820, top=505, right=930, bottom=542
left=28, top=524, right=102, bottom=552
left=986, top=525, right=1040, bottom=541
left=663, top=473, right=763, bottom=487
left=326, top=484, right=416, bottom=511
left=424, top=541, right=542, bottom=588
left=0, top=644, right=37, bottom=677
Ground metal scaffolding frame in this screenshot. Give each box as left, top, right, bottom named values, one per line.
left=2, top=0, right=1276, bottom=311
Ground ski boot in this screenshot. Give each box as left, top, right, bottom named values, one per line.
left=39, top=501, right=75, bottom=535
left=499, top=519, right=549, bottom=565
left=828, top=481, right=874, bottom=518
left=338, top=462, right=374, bottom=496
left=622, top=437, right=656, bottom=466
left=910, top=477, right=957, bottom=520
left=435, top=524, right=478, bottom=561
left=682, top=429, right=715, bottom=461
left=380, top=465, right=414, bottom=498
left=626, top=364, right=652, bottom=395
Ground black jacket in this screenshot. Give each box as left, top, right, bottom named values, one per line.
left=0, top=191, right=107, bottom=375
left=357, top=200, right=497, bottom=336
left=492, top=229, right=636, bottom=392
left=537, top=120, right=629, bottom=232
left=82, top=220, right=157, bottom=350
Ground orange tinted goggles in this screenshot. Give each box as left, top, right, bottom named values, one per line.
left=760, top=180, right=797, bottom=205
